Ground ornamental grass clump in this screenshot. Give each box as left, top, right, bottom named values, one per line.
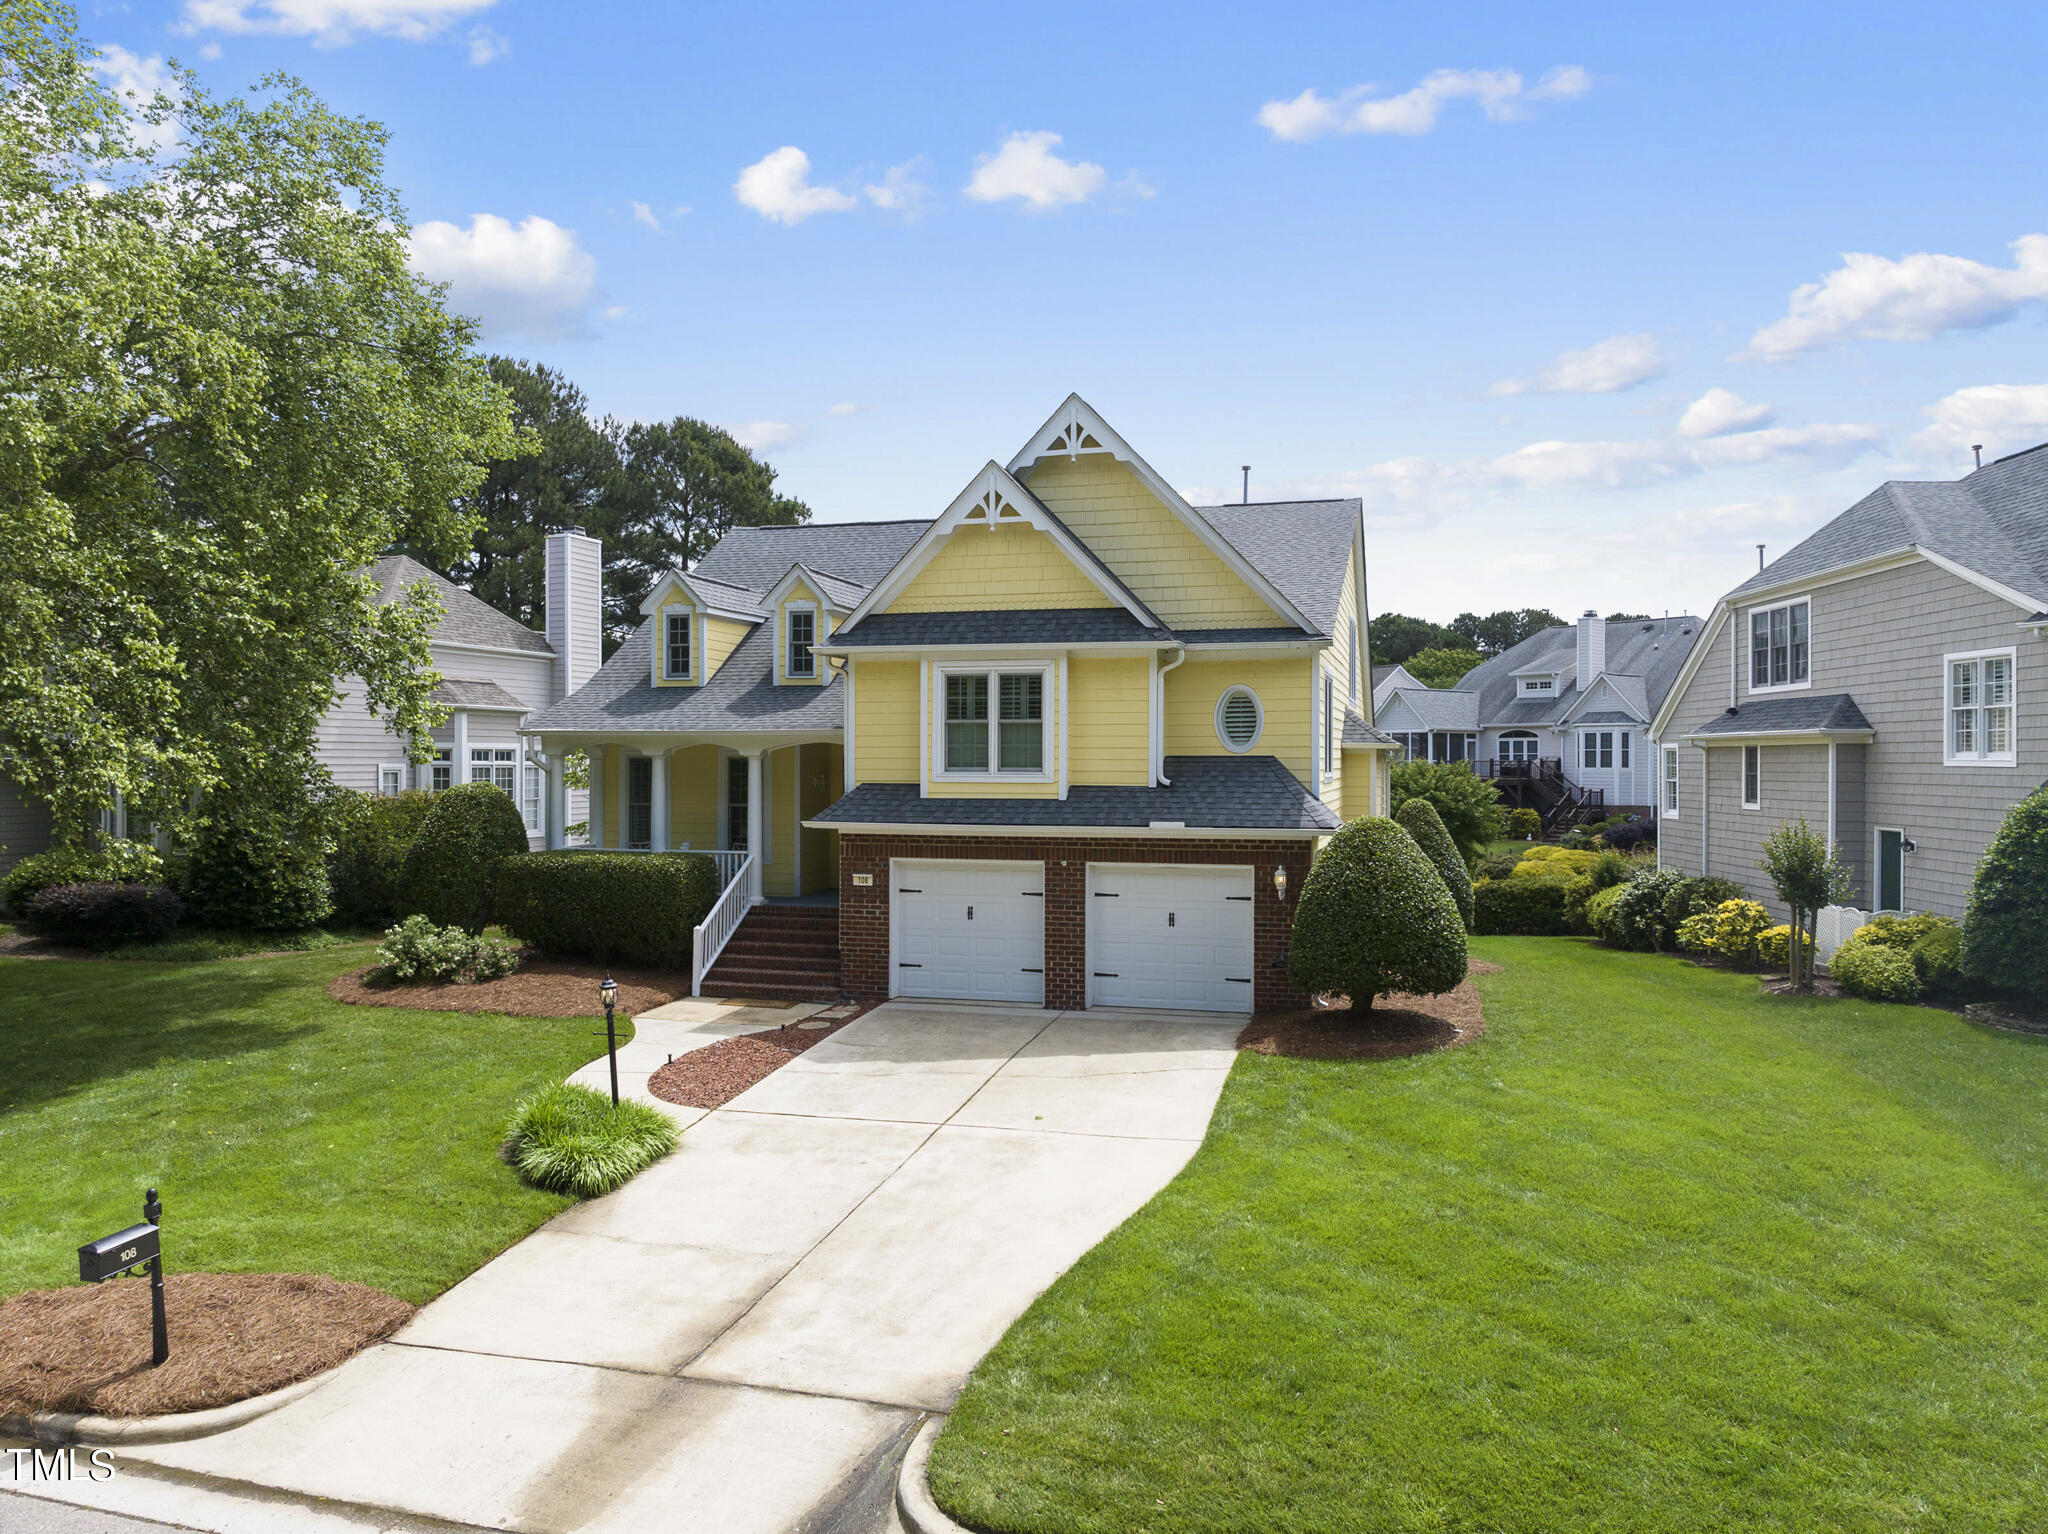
left=1394, top=798, right=1474, bottom=931
left=504, top=1082, right=678, bottom=1198
left=1290, top=817, right=1466, bottom=1009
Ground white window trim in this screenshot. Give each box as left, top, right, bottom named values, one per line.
left=1214, top=685, right=1265, bottom=753
left=377, top=762, right=405, bottom=797
left=780, top=601, right=820, bottom=683
left=933, top=662, right=1055, bottom=782
left=1741, top=744, right=1761, bottom=810
left=1519, top=677, right=1556, bottom=696
left=427, top=746, right=453, bottom=793
left=1347, top=618, right=1362, bottom=703
left=1580, top=729, right=1614, bottom=771
left=1746, top=596, right=1813, bottom=695
left=1662, top=745, right=1679, bottom=815
left=1942, top=646, right=2017, bottom=767
left=658, top=603, right=697, bottom=684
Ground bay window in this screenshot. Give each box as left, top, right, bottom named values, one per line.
left=1749, top=599, right=1810, bottom=690
left=942, top=668, right=1046, bottom=775
left=1946, top=649, right=2016, bottom=765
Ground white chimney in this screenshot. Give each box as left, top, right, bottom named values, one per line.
left=545, top=527, right=603, bottom=703
left=1576, top=609, right=1605, bottom=688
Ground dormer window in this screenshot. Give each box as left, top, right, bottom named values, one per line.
left=786, top=609, right=816, bottom=678
left=664, top=610, right=693, bottom=680
left=1519, top=676, right=1555, bottom=696
left=1749, top=599, right=1809, bottom=691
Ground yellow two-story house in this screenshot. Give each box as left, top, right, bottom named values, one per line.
left=523, top=396, right=1395, bottom=1012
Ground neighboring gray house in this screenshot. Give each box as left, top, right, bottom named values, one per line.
left=1652, top=443, right=2048, bottom=920
left=1376, top=610, right=1702, bottom=823
left=1371, top=661, right=1422, bottom=715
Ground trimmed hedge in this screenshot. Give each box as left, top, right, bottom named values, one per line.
left=3, top=842, right=162, bottom=915
left=22, top=882, right=183, bottom=949
left=1476, top=851, right=1522, bottom=882
left=494, top=851, right=721, bottom=968
left=1395, top=798, right=1474, bottom=931
left=1291, top=818, right=1467, bottom=1005
left=1831, top=939, right=1922, bottom=1003
left=1475, top=874, right=1573, bottom=935
left=1910, top=924, right=1963, bottom=994
left=1507, top=807, right=1542, bottom=839
left=1584, top=882, right=1628, bottom=937
left=331, top=790, right=438, bottom=926
left=398, top=783, right=532, bottom=933
left=1759, top=925, right=1790, bottom=968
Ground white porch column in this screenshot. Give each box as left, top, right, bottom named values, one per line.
left=451, top=709, right=470, bottom=785
left=650, top=749, right=670, bottom=852
left=745, top=751, right=764, bottom=903
left=544, top=755, right=566, bottom=850
left=587, top=746, right=606, bottom=849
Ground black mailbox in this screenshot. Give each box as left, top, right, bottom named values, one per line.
left=78, top=1222, right=160, bottom=1283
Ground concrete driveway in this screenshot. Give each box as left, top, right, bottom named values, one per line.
left=100, top=998, right=1245, bottom=1534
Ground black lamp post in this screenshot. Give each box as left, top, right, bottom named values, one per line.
left=599, top=973, right=620, bottom=1106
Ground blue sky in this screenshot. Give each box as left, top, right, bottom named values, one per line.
left=88, top=0, right=2048, bottom=625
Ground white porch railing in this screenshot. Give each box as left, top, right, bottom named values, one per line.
left=691, top=853, right=757, bottom=997
left=591, top=843, right=748, bottom=893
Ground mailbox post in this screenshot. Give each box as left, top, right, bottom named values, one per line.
left=78, top=1188, right=168, bottom=1366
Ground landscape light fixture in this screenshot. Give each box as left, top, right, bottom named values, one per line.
left=1272, top=865, right=1288, bottom=902
left=599, top=974, right=620, bottom=1105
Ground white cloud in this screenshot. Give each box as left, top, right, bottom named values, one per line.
left=200, top=41, right=222, bottom=58
left=1678, top=387, right=1775, bottom=438
left=630, top=200, right=661, bottom=231
left=1669, top=494, right=1830, bottom=538
left=827, top=402, right=860, bottom=416
left=726, top=420, right=804, bottom=452
left=1258, top=64, right=1589, bottom=142
left=465, top=24, right=505, bottom=64
left=179, top=0, right=497, bottom=45
left=404, top=213, right=599, bottom=341
left=94, top=45, right=182, bottom=154
left=1739, top=235, right=2048, bottom=361
left=864, top=159, right=931, bottom=217
left=1491, top=333, right=1664, bottom=396
left=1913, top=383, right=2048, bottom=464
left=733, top=146, right=857, bottom=226
left=964, top=131, right=1106, bottom=211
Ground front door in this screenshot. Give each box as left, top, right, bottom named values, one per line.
left=1876, top=828, right=1904, bottom=912
left=725, top=756, right=749, bottom=851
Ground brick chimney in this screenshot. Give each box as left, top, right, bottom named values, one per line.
left=545, top=527, right=603, bottom=703
left=1575, top=609, right=1605, bottom=688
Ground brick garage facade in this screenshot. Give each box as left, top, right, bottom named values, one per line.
left=838, top=833, right=1315, bottom=1014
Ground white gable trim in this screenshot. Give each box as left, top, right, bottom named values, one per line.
left=1914, top=545, right=2048, bottom=616
left=841, top=461, right=1157, bottom=629
left=1649, top=605, right=1731, bottom=742
left=1558, top=674, right=1650, bottom=727
left=636, top=570, right=762, bottom=623
left=1006, top=393, right=1316, bottom=633
left=763, top=561, right=849, bottom=616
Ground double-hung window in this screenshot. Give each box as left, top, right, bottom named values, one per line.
left=942, top=669, right=1045, bottom=775
left=521, top=763, right=543, bottom=831
left=1749, top=599, right=1810, bottom=690
left=664, top=609, right=693, bottom=680
left=471, top=747, right=517, bottom=794
left=1946, top=649, right=2016, bottom=765
left=378, top=764, right=404, bottom=797
left=1741, top=745, right=1761, bottom=809
left=428, top=747, right=453, bottom=792
left=785, top=609, right=816, bottom=678
left=1662, top=746, right=1679, bottom=813
left=1582, top=730, right=1614, bottom=770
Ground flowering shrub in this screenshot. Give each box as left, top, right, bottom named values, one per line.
left=376, top=915, right=520, bottom=984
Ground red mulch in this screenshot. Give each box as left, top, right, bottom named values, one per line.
left=0, top=1273, right=413, bottom=1419
left=1238, top=959, right=1500, bottom=1061
left=648, top=1004, right=873, bottom=1109
left=327, top=958, right=689, bottom=1017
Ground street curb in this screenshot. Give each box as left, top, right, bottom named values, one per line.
left=896, top=1413, right=974, bottom=1534
left=0, top=1365, right=340, bottom=1446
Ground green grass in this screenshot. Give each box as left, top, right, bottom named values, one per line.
left=0, top=945, right=628, bottom=1304
left=931, top=938, right=2048, bottom=1534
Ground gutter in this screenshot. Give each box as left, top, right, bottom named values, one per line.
left=1154, top=644, right=1186, bottom=785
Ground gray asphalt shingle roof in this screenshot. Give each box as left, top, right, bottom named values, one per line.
left=1729, top=440, right=2048, bottom=604
left=830, top=608, right=1172, bottom=648
left=1685, top=693, right=1874, bottom=737
left=690, top=520, right=931, bottom=594
left=1343, top=708, right=1398, bottom=747
left=365, top=554, right=554, bottom=656
left=1195, top=499, right=1361, bottom=638
left=809, top=754, right=1339, bottom=833
left=1426, top=616, right=1704, bottom=729
left=523, top=616, right=843, bottom=734
left=432, top=678, right=529, bottom=711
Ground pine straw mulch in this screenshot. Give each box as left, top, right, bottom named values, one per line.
left=327, top=958, right=690, bottom=1017
left=0, top=1272, right=413, bottom=1420
left=1238, top=959, right=1501, bottom=1061
left=648, top=1000, right=875, bottom=1110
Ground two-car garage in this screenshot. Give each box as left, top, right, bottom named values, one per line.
left=890, top=858, right=1257, bottom=1013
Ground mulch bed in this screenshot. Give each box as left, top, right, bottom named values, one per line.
left=0, top=929, right=89, bottom=961
left=0, top=1272, right=413, bottom=1419
left=1239, top=959, right=1500, bottom=1061
left=328, top=958, right=690, bottom=1017
left=648, top=1001, right=873, bottom=1109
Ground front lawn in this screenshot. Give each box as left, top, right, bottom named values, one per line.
left=931, top=938, right=2048, bottom=1533
left=0, top=946, right=625, bottom=1304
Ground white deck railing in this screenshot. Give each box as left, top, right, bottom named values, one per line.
left=691, top=853, right=757, bottom=997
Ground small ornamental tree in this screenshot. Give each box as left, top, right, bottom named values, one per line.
left=1963, top=786, right=2048, bottom=1012
left=397, top=784, right=531, bottom=933
left=1758, top=818, right=1852, bottom=992
left=1290, top=818, right=1467, bottom=1011
left=1387, top=759, right=1507, bottom=868
left=1394, top=797, right=1474, bottom=930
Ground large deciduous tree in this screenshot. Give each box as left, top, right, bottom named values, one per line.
left=0, top=0, right=513, bottom=854
left=1450, top=608, right=1566, bottom=656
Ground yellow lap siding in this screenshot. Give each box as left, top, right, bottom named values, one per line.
left=1022, top=455, right=1284, bottom=630
left=1165, top=657, right=1314, bottom=787
left=705, top=616, right=752, bottom=679
left=886, top=522, right=1113, bottom=613
left=763, top=744, right=798, bottom=897
left=668, top=745, right=720, bottom=850
left=853, top=660, right=918, bottom=783
left=1068, top=656, right=1151, bottom=785
left=1340, top=747, right=1378, bottom=823
left=798, top=744, right=841, bottom=893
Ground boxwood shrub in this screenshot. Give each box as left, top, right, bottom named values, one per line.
left=398, top=783, right=532, bottom=933
left=494, top=851, right=721, bottom=968
left=1474, top=873, right=1573, bottom=935
left=1831, top=939, right=1922, bottom=1003
left=1507, top=807, right=1542, bottom=839
left=22, top=882, right=183, bottom=949
left=1290, top=817, right=1467, bottom=1006
left=1394, top=797, right=1474, bottom=931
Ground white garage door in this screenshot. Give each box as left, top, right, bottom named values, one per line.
left=893, top=860, right=1044, bottom=1004
left=1087, top=864, right=1255, bottom=1013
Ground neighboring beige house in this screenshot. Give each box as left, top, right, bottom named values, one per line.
left=1653, top=443, right=2048, bottom=920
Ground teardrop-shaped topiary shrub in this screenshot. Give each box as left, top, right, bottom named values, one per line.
left=1963, top=785, right=2048, bottom=1013
left=1290, top=817, right=1468, bottom=1011
left=397, top=782, right=532, bottom=933
left=1394, top=796, right=1474, bottom=931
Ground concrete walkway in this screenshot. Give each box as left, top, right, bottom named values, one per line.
left=54, top=999, right=1245, bottom=1534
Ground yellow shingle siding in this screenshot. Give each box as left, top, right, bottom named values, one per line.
left=1021, top=455, right=1284, bottom=630
left=886, top=523, right=1113, bottom=613
left=852, top=660, right=918, bottom=783
left=1165, top=657, right=1313, bottom=786
left=1068, top=657, right=1151, bottom=785
left=1332, top=554, right=1364, bottom=709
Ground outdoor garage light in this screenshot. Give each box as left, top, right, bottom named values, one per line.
left=598, top=974, right=620, bottom=1106
left=1272, top=865, right=1287, bottom=902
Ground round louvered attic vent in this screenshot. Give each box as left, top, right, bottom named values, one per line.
left=1215, top=686, right=1264, bottom=752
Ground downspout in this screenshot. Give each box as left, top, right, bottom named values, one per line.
left=1155, top=645, right=1186, bottom=785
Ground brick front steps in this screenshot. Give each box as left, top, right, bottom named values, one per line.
left=699, top=904, right=844, bottom=1002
